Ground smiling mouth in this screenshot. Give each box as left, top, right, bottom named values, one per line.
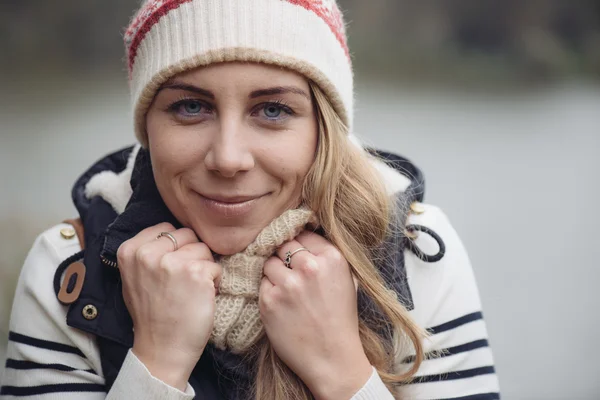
left=200, top=193, right=266, bottom=203
left=197, top=192, right=268, bottom=218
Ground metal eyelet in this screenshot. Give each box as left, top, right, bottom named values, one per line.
left=82, top=304, right=98, bottom=320
left=404, top=228, right=419, bottom=240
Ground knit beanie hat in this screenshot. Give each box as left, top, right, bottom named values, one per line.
left=124, top=0, right=353, bottom=147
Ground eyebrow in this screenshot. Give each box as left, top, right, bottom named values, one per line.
left=249, top=86, right=310, bottom=100
left=157, top=83, right=310, bottom=101
left=157, top=83, right=215, bottom=99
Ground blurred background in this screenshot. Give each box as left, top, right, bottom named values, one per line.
left=1, top=1, right=599, bottom=398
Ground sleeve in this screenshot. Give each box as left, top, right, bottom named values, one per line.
left=350, top=367, right=394, bottom=400
left=0, top=224, right=195, bottom=400
left=396, top=205, right=501, bottom=400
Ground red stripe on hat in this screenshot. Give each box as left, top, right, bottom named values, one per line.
left=126, top=0, right=350, bottom=74
left=127, top=0, right=194, bottom=74
left=286, top=0, right=349, bottom=57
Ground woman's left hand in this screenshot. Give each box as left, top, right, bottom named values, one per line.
left=259, top=231, right=373, bottom=400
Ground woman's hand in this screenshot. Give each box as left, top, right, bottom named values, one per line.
left=117, top=223, right=222, bottom=391
left=259, top=231, right=373, bottom=400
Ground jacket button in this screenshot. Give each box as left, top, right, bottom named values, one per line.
left=60, top=227, right=76, bottom=240
left=410, top=202, right=426, bottom=215
left=82, top=304, right=98, bottom=320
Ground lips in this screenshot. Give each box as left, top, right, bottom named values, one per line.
left=201, top=193, right=264, bottom=203
left=197, top=192, right=268, bottom=218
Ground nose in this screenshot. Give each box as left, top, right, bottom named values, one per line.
left=203, top=118, right=254, bottom=178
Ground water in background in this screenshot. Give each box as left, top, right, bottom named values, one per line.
left=1, top=75, right=599, bottom=399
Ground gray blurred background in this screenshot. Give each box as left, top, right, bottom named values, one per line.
left=1, top=1, right=599, bottom=398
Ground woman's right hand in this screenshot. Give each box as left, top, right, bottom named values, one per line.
left=117, top=222, right=222, bottom=391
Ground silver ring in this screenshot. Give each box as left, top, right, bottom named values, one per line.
left=157, top=232, right=178, bottom=251
left=284, top=247, right=309, bottom=268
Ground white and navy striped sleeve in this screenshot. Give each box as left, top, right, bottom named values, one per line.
left=397, top=204, right=501, bottom=400
left=0, top=224, right=195, bottom=399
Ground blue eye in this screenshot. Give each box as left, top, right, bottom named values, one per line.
left=167, top=99, right=211, bottom=118
left=258, top=102, right=294, bottom=122
left=264, top=104, right=282, bottom=118
left=182, top=101, right=202, bottom=114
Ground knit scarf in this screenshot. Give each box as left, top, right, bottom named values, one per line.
left=213, top=207, right=317, bottom=352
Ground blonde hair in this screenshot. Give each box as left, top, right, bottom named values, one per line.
left=251, top=82, right=427, bottom=399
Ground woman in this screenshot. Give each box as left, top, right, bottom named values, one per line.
left=1, top=0, right=500, bottom=399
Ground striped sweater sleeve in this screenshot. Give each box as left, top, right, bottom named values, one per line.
left=396, top=205, right=501, bottom=400
left=0, top=224, right=194, bottom=399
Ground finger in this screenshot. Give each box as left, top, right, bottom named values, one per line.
left=276, top=238, right=313, bottom=269
left=153, top=227, right=199, bottom=253
left=159, top=243, right=214, bottom=275
left=260, top=275, right=275, bottom=292
left=262, top=256, right=292, bottom=286
left=173, top=242, right=214, bottom=262
left=295, top=230, right=334, bottom=256
left=186, top=259, right=222, bottom=290
left=126, top=228, right=200, bottom=269
left=258, top=276, right=275, bottom=312
left=204, top=261, right=222, bottom=287
left=125, top=222, right=177, bottom=248
left=118, top=222, right=177, bottom=264
left=259, top=276, right=275, bottom=310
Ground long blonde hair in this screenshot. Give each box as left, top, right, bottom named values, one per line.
left=251, top=82, right=426, bottom=399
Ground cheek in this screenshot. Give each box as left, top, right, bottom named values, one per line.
left=146, top=110, right=203, bottom=210
left=269, top=122, right=318, bottom=187
left=147, top=128, right=177, bottom=184
left=147, top=111, right=204, bottom=173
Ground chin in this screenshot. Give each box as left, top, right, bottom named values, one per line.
left=206, top=240, right=247, bottom=256
left=199, top=227, right=260, bottom=256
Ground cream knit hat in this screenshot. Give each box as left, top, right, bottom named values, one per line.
left=124, top=0, right=353, bottom=147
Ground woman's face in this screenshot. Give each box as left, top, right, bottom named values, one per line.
left=146, top=63, right=318, bottom=255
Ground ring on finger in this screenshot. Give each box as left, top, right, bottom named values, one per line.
left=157, top=231, right=178, bottom=251
left=283, top=247, right=309, bottom=268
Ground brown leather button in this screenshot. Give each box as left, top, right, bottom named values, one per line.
left=82, top=304, right=98, bottom=320
left=57, top=262, right=86, bottom=305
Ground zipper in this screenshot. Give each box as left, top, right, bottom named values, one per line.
left=101, top=254, right=118, bottom=268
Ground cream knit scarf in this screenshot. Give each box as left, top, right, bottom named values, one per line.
left=211, top=207, right=317, bottom=353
